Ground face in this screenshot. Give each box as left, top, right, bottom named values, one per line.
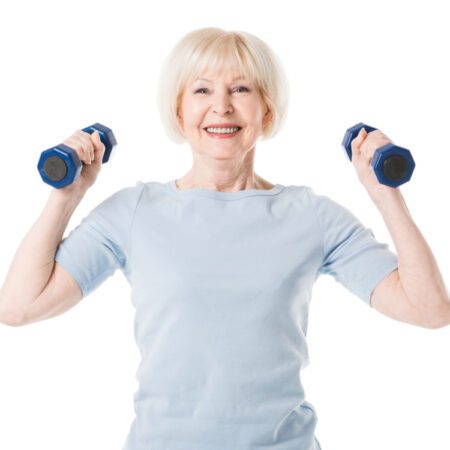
left=176, top=71, right=272, bottom=160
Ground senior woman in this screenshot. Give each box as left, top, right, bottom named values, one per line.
left=1, top=27, right=449, bottom=450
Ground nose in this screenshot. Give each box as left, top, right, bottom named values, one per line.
left=212, top=91, right=234, bottom=115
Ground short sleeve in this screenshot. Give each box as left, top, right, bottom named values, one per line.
left=54, top=182, right=145, bottom=298
left=308, top=188, right=398, bottom=306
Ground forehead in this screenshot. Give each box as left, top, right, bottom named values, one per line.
left=190, top=64, right=252, bottom=84
left=193, top=75, right=247, bottom=82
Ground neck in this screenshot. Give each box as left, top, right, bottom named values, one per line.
left=176, top=146, right=274, bottom=192
left=175, top=173, right=273, bottom=192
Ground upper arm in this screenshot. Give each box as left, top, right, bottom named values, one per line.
left=20, top=262, right=83, bottom=326
left=370, top=269, right=441, bottom=329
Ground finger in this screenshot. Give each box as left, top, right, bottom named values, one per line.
left=63, top=136, right=92, bottom=164
left=361, top=131, right=391, bottom=162
left=89, top=131, right=98, bottom=162
left=351, top=127, right=368, bottom=159
left=77, top=130, right=96, bottom=163
left=91, top=131, right=104, bottom=152
left=90, top=131, right=105, bottom=163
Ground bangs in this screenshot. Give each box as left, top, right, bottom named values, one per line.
left=157, top=27, right=290, bottom=144
left=181, top=35, right=258, bottom=89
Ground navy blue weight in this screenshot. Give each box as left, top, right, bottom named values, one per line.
left=37, top=123, right=117, bottom=188
left=81, top=123, right=117, bottom=163
left=342, top=122, right=415, bottom=188
left=37, top=144, right=82, bottom=189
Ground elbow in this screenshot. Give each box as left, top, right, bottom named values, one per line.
left=427, top=320, right=449, bottom=330
left=1, top=319, right=24, bottom=327
left=0, top=314, right=25, bottom=327
left=425, top=300, right=450, bottom=329
left=0, top=301, right=25, bottom=327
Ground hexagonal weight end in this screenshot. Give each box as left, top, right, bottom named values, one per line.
left=37, top=144, right=82, bottom=188
left=371, top=144, right=416, bottom=187
left=342, top=122, right=377, bottom=160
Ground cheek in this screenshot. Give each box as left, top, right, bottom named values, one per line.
left=180, top=98, right=201, bottom=123
left=246, top=104, right=265, bottom=126
left=246, top=115, right=265, bottom=132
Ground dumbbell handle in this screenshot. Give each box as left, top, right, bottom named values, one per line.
left=37, top=123, right=117, bottom=189
left=342, top=122, right=416, bottom=188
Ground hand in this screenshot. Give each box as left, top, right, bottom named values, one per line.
left=350, top=127, right=398, bottom=196
left=59, top=129, right=106, bottom=193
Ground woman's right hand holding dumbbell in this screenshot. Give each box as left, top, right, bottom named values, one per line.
left=37, top=123, right=116, bottom=192
left=59, top=129, right=106, bottom=192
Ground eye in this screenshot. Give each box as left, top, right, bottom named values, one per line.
left=193, top=86, right=250, bottom=94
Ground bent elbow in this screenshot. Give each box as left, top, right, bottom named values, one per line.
left=424, top=304, right=450, bottom=329
left=428, top=316, right=450, bottom=330
left=0, top=303, right=25, bottom=327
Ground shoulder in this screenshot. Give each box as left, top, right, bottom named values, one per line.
left=107, top=180, right=147, bottom=201
left=88, top=181, right=149, bottom=222
left=289, top=186, right=363, bottom=233
left=283, top=184, right=333, bottom=203
left=304, top=186, right=355, bottom=214
left=283, top=184, right=338, bottom=212
left=97, top=180, right=155, bottom=206
left=281, top=184, right=313, bottom=204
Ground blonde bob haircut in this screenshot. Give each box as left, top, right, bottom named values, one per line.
left=157, top=27, right=290, bottom=144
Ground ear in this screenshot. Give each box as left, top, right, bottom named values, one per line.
left=263, top=109, right=273, bottom=128
left=176, top=107, right=184, bottom=131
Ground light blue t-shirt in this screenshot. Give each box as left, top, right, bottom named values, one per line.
left=55, top=180, right=398, bottom=450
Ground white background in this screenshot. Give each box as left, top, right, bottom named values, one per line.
left=0, top=0, right=449, bottom=449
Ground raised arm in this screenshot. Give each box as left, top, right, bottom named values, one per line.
left=0, top=129, right=105, bottom=326
left=352, top=127, right=450, bottom=329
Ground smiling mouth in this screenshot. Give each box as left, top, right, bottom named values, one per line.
left=203, top=127, right=242, bottom=136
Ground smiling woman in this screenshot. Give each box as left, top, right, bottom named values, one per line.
left=157, top=27, right=290, bottom=145
left=0, top=23, right=426, bottom=450
left=155, top=28, right=291, bottom=192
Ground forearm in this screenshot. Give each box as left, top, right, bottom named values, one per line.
left=367, top=187, right=449, bottom=308
left=0, top=187, right=86, bottom=315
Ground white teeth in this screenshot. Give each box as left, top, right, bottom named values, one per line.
left=206, top=127, right=240, bottom=134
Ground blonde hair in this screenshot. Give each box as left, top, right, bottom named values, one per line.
left=156, top=27, right=290, bottom=144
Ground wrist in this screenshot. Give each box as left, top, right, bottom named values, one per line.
left=48, top=185, right=87, bottom=209
left=366, top=185, right=410, bottom=216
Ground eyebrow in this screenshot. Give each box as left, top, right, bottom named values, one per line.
left=194, top=76, right=246, bottom=82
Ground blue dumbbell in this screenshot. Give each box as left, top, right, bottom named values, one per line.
left=37, top=123, right=117, bottom=189
left=342, top=122, right=415, bottom=188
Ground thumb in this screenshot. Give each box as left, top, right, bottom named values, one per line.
left=91, top=131, right=105, bottom=164
left=357, top=127, right=367, bottom=141
left=351, top=127, right=367, bottom=158
left=92, top=131, right=105, bottom=151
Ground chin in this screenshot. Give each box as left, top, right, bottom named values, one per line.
left=200, top=149, right=242, bottom=160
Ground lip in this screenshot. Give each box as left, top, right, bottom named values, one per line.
left=204, top=123, right=241, bottom=128
left=203, top=127, right=241, bottom=139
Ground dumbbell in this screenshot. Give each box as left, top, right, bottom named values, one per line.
left=37, top=123, right=117, bottom=188
left=342, top=122, right=415, bottom=188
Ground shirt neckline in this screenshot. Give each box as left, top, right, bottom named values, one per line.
left=166, top=179, right=285, bottom=200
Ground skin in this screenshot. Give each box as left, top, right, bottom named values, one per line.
left=175, top=70, right=274, bottom=192
left=175, top=70, right=450, bottom=327
left=352, top=128, right=450, bottom=328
